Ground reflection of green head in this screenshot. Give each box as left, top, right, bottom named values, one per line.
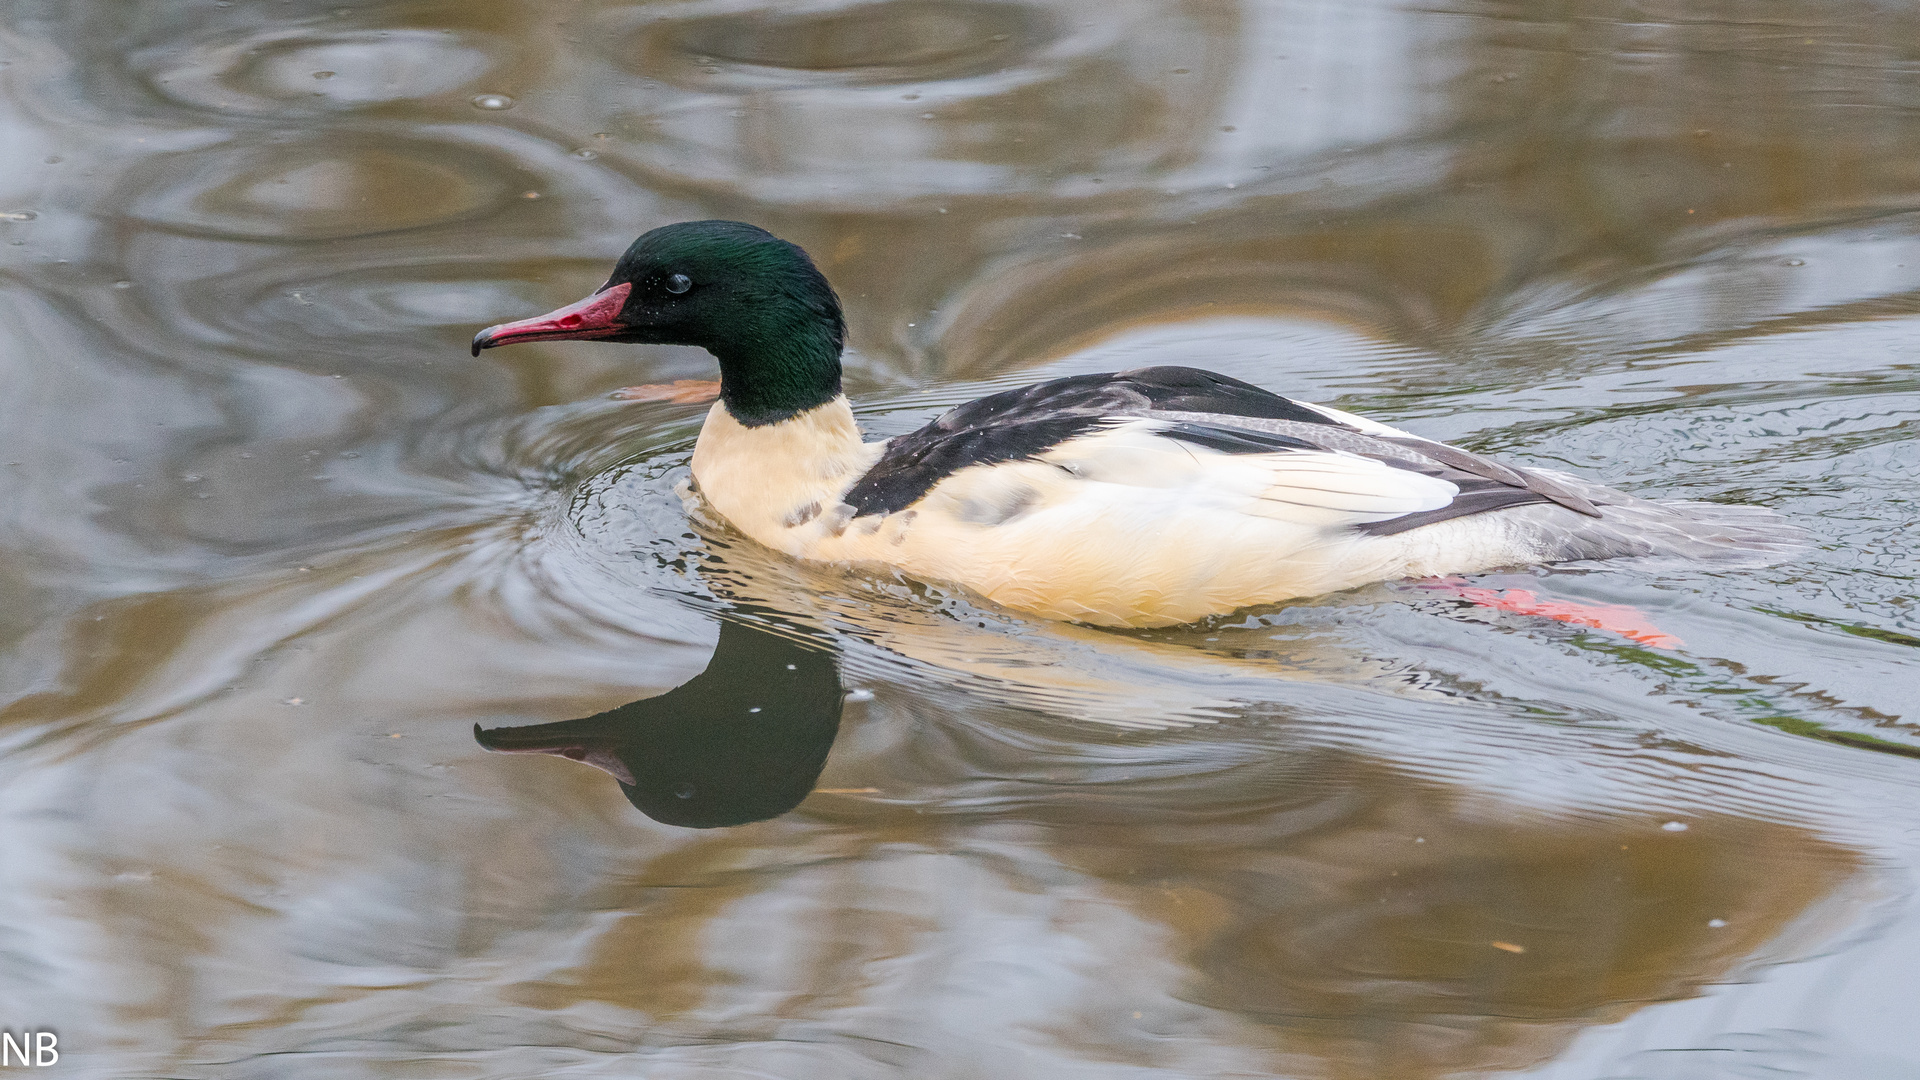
left=476, top=614, right=844, bottom=828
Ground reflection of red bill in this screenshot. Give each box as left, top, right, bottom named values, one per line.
left=1413, top=580, right=1683, bottom=649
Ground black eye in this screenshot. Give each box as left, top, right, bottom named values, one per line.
left=665, top=273, right=692, bottom=295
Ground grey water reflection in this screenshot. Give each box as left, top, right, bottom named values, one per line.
left=0, top=0, right=1918, bottom=1077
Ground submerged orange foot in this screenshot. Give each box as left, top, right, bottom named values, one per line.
left=612, top=379, right=722, bottom=403
left=1407, top=579, right=1683, bottom=649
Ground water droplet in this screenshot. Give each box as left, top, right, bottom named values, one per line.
left=470, top=93, right=514, bottom=110
left=1785, top=258, right=1805, bottom=266
left=748, top=706, right=762, bottom=713
left=675, top=783, right=695, bottom=799
left=920, top=112, right=935, bottom=120
left=282, top=697, right=305, bottom=706
left=521, top=191, right=540, bottom=199
left=0, top=210, right=36, bottom=222
left=1662, top=820, right=1689, bottom=832
left=181, top=474, right=203, bottom=483
left=1708, top=918, right=1727, bottom=928
left=312, top=70, right=335, bottom=80
left=845, top=688, right=875, bottom=703
left=113, top=280, right=132, bottom=289
left=572, top=148, right=597, bottom=160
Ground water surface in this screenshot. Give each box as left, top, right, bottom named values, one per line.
left=0, top=1, right=1917, bottom=1076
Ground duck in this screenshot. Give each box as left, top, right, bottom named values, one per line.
left=472, top=220, right=1800, bottom=629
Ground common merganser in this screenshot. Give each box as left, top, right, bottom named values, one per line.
left=472, top=220, right=1799, bottom=628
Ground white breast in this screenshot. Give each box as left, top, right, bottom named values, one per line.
left=689, top=397, right=881, bottom=556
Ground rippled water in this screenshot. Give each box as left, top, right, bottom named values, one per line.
left=1, top=1, right=1917, bottom=1076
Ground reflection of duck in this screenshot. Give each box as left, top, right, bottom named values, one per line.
left=474, top=612, right=843, bottom=828
left=473, top=221, right=1800, bottom=628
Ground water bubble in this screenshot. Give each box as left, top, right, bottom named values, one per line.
left=113, top=280, right=132, bottom=289
left=845, top=688, right=875, bottom=703
left=1662, top=820, right=1689, bottom=832
left=0, top=210, right=36, bottom=222
left=1785, top=258, right=1806, bottom=266
left=1708, top=918, right=1727, bottom=928
left=572, top=148, right=597, bottom=160
left=470, top=93, right=514, bottom=110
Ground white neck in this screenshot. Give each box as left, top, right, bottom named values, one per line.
left=689, top=396, right=876, bottom=550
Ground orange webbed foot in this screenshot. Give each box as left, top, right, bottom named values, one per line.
left=611, top=380, right=721, bottom=404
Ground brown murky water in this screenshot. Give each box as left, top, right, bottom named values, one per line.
left=1, top=1, right=1917, bottom=1077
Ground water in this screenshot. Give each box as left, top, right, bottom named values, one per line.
left=1, top=1, right=1916, bottom=1076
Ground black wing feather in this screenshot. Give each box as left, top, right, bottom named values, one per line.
left=841, top=367, right=1345, bottom=516
left=839, top=366, right=1601, bottom=531
left=840, top=415, right=1106, bottom=517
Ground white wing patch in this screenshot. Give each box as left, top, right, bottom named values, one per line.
left=1032, top=419, right=1457, bottom=528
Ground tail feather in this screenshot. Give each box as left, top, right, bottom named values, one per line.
left=1517, top=469, right=1810, bottom=567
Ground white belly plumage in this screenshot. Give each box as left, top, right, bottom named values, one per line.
left=687, top=397, right=1571, bottom=628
